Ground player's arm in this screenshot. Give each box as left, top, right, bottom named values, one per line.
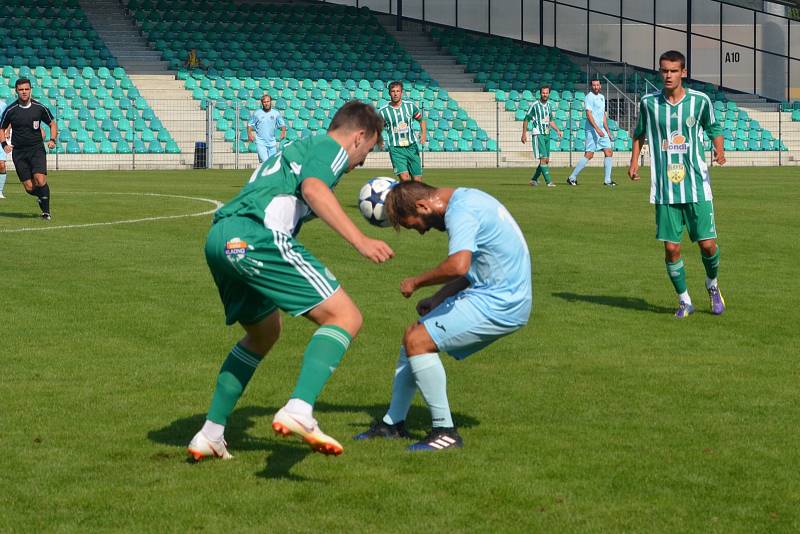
left=629, top=101, right=647, bottom=180
left=415, top=276, right=470, bottom=316
left=586, top=109, right=604, bottom=136
left=413, top=105, right=426, bottom=144
left=247, top=124, right=255, bottom=142
left=0, top=113, right=10, bottom=147
left=400, top=250, right=472, bottom=298
left=549, top=112, right=562, bottom=138
left=521, top=118, right=529, bottom=143
left=301, top=177, right=393, bottom=263
left=603, top=114, right=613, bottom=141
left=700, top=99, right=725, bottom=165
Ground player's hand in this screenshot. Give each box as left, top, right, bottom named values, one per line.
left=3, top=144, right=11, bottom=154
left=354, top=237, right=394, bottom=264
left=557, top=130, right=563, bottom=139
left=597, top=128, right=606, bottom=137
left=400, top=277, right=417, bottom=298
left=628, top=162, right=640, bottom=181
left=416, top=296, right=436, bottom=316
left=714, top=150, right=726, bottom=165
left=247, top=135, right=255, bottom=142
left=47, top=140, right=56, bottom=150
left=520, top=133, right=527, bottom=144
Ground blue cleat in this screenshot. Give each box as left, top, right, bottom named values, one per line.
left=353, top=420, right=412, bottom=440
left=407, top=427, right=463, bottom=452
left=708, top=286, right=726, bottom=315
left=674, top=301, right=695, bottom=319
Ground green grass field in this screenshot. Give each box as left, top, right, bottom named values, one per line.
left=1, top=166, right=798, bottom=532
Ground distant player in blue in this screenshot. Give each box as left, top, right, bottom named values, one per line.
left=354, top=181, right=532, bottom=451
left=0, top=98, right=7, bottom=199
left=567, top=79, right=616, bottom=187
left=247, top=94, right=286, bottom=163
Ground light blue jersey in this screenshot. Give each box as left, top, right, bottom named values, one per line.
left=249, top=108, right=285, bottom=147
left=584, top=92, right=607, bottom=132
left=421, top=188, right=532, bottom=359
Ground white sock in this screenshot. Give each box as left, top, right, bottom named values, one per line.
left=284, top=398, right=313, bottom=418
left=678, top=291, right=692, bottom=305
left=202, top=420, right=225, bottom=442
left=706, top=277, right=718, bottom=289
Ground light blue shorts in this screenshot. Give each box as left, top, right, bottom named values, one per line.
left=421, top=293, right=521, bottom=360
left=584, top=128, right=613, bottom=152
left=0, top=147, right=6, bottom=161
left=256, top=142, right=278, bottom=163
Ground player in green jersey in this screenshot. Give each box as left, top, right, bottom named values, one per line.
left=628, top=50, right=727, bottom=318
left=521, top=84, right=562, bottom=187
left=188, top=101, right=394, bottom=460
left=379, top=81, right=427, bottom=181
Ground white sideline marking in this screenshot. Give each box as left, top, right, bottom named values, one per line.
left=0, top=192, right=223, bottom=233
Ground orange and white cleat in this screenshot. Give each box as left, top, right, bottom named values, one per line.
left=187, top=431, right=233, bottom=461
left=272, top=408, right=343, bottom=456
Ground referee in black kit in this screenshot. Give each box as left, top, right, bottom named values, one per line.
left=0, top=78, right=57, bottom=220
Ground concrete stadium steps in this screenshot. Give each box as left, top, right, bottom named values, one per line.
left=377, top=17, right=485, bottom=92
left=80, top=0, right=171, bottom=74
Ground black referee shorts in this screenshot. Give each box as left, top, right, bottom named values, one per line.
left=12, top=145, right=48, bottom=182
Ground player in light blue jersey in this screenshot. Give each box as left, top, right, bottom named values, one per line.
left=0, top=98, right=7, bottom=198
left=568, top=79, right=616, bottom=187
left=247, top=94, right=286, bottom=163
left=354, top=181, right=532, bottom=451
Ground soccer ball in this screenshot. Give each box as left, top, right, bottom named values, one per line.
left=358, top=177, right=398, bottom=227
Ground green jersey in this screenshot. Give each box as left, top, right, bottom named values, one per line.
left=524, top=99, right=554, bottom=135
left=634, top=88, right=722, bottom=205
left=214, top=134, right=349, bottom=236
left=379, top=100, right=421, bottom=148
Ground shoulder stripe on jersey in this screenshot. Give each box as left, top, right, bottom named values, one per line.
left=0, top=102, right=19, bottom=126
left=331, top=147, right=347, bottom=175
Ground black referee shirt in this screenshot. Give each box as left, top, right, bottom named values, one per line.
left=0, top=99, right=54, bottom=150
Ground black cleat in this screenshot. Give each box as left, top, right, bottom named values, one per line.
left=566, top=178, right=577, bottom=186
left=41, top=212, right=51, bottom=220
left=407, top=427, right=463, bottom=452
left=604, top=181, right=617, bottom=187
left=353, top=419, right=412, bottom=440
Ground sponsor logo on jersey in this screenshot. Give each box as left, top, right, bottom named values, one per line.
left=661, top=132, right=689, bottom=154
left=225, top=237, right=249, bottom=256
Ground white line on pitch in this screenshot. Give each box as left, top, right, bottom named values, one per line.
left=0, top=192, right=223, bottom=233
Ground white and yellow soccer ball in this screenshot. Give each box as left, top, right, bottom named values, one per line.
left=358, top=177, right=398, bottom=227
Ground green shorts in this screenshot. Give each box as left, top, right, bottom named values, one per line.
left=532, top=134, right=550, bottom=160
left=388, top=144, right=422, bottom=177
left=655, top=201, right=718, bottom=244
left=205, top=216, right=340, bottom=325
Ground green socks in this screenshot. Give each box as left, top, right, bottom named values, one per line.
left=701, top=247, right=720, bottom=281
left=666, top=258, right=688, bottom=295
left=291, top=325, right=352, bottom=405
left=207, top=343, right=264, bottom=425
left=541, top=165, right=552, bottom=184
left=532, top=165, right=542, bottom=182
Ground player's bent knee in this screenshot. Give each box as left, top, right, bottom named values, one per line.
left=241, top=312, right=282, bottom=355
left=585, top=152, right=594, bottom=159
left=403, top=323, right=437, bottom=356
left=307, top=289, right=363, bottom=338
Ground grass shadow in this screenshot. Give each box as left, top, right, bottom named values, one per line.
left=552, top=291, right=674, bottom=314
left=0, top=212, right=40, bottom=219
left=149, top=402, right=480, bottom=481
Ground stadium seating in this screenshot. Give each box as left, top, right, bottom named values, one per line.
left=431, top=26, right=784, bottom=152
left=126, top=1, right=496, bottom=152
left=0, top=0, right=176, bottom=154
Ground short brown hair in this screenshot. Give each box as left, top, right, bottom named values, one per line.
left=15, top=78, right=31, bottom=89
left=385, top=181, right=436, bottom=229
left=540, top=84, right=551, bottom=92
left=659, top=50, right=686, bottom=69
left=328, top=100, right=384, bottom=145
left=388, top=81, right=403, bottom=92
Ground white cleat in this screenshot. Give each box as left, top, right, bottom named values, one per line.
left=272, top=408, right=343, bottom=456
left=0, top=191, right=5, bottom=199
left=187, top=431, right=233, bottom=461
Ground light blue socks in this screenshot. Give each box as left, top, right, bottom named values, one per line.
left=383, top=347, right=417, bottom=425
left=570, top=157, right=589, bottom=180
left=408, top=353, right=453, bottom=428
left=0, top=173, right=6, bottom=194
left=603, top=157, right=613, bottom=184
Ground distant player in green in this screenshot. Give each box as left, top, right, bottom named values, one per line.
left=628, top=50, right=726, bottom=318
left=188, top=101, right=394, bottom=461
left=379, top=81, right=427, bottom=181
left=521, top=84, right=562, bottom=187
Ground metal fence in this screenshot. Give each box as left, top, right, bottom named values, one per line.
left=14, top=96, right=799, bottom=172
